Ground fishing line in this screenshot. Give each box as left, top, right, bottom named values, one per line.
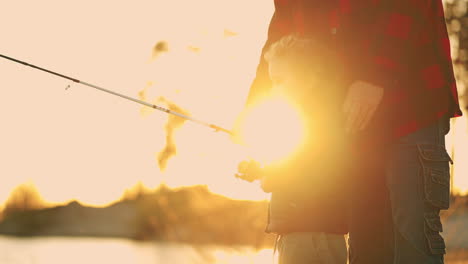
left=0, top=54, right=232, bottom=135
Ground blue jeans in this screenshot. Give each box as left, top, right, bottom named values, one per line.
left=349, top=116, right=452, bottom=264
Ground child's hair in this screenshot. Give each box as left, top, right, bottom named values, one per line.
left=264, top=34, right=313, bottom=64
left=263, top=33, right=342, bottom=105
left=264, top=33, right=340, bottom=86
left=264, top=33, right=320, bottom=93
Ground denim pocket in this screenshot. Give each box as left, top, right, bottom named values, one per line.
left=424, top=212, right=446, bottom=255
left=417, top=144, right=452, bottom=210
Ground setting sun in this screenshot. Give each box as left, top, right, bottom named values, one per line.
left=236, top=96, right=307, bottom=166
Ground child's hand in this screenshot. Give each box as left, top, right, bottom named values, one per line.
left=235, top=160, right=263, bottom=182
left=235, top=160, right=279, bottom=193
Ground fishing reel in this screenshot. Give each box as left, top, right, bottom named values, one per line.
left=235, top=159, right=263, bottom=182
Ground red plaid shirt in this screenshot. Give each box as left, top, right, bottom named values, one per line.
left=248, top=0, right=463, bottom=141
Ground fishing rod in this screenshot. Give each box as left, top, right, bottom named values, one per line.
left=0, top=54, right=233, bottom=135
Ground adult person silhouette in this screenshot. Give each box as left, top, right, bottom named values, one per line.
left=246, top=0, right=463, bottom=263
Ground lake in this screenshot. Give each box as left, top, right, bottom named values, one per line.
left=0, top=236, right=274, bottom=264
left=2, top=235, right=468, bottom=264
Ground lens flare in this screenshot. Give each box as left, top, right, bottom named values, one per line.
left=237, top=96, right=306, bottom=166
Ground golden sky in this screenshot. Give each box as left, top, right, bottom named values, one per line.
left=0, top=0, right=274, bottom=207
left=0, top=0, right=467, bottom=208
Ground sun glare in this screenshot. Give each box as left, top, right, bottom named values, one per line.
left=237, top=96, right=307, bottom=166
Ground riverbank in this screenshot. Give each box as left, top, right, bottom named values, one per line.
left=1, top=185, right=467, bottom=251
left=0, top=185, right=275, bottom=248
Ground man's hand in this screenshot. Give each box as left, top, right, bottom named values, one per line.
left=343, top=80, right=384, bottom=133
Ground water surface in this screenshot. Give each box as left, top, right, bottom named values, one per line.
left=0, top=236, right=273, bottom=264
